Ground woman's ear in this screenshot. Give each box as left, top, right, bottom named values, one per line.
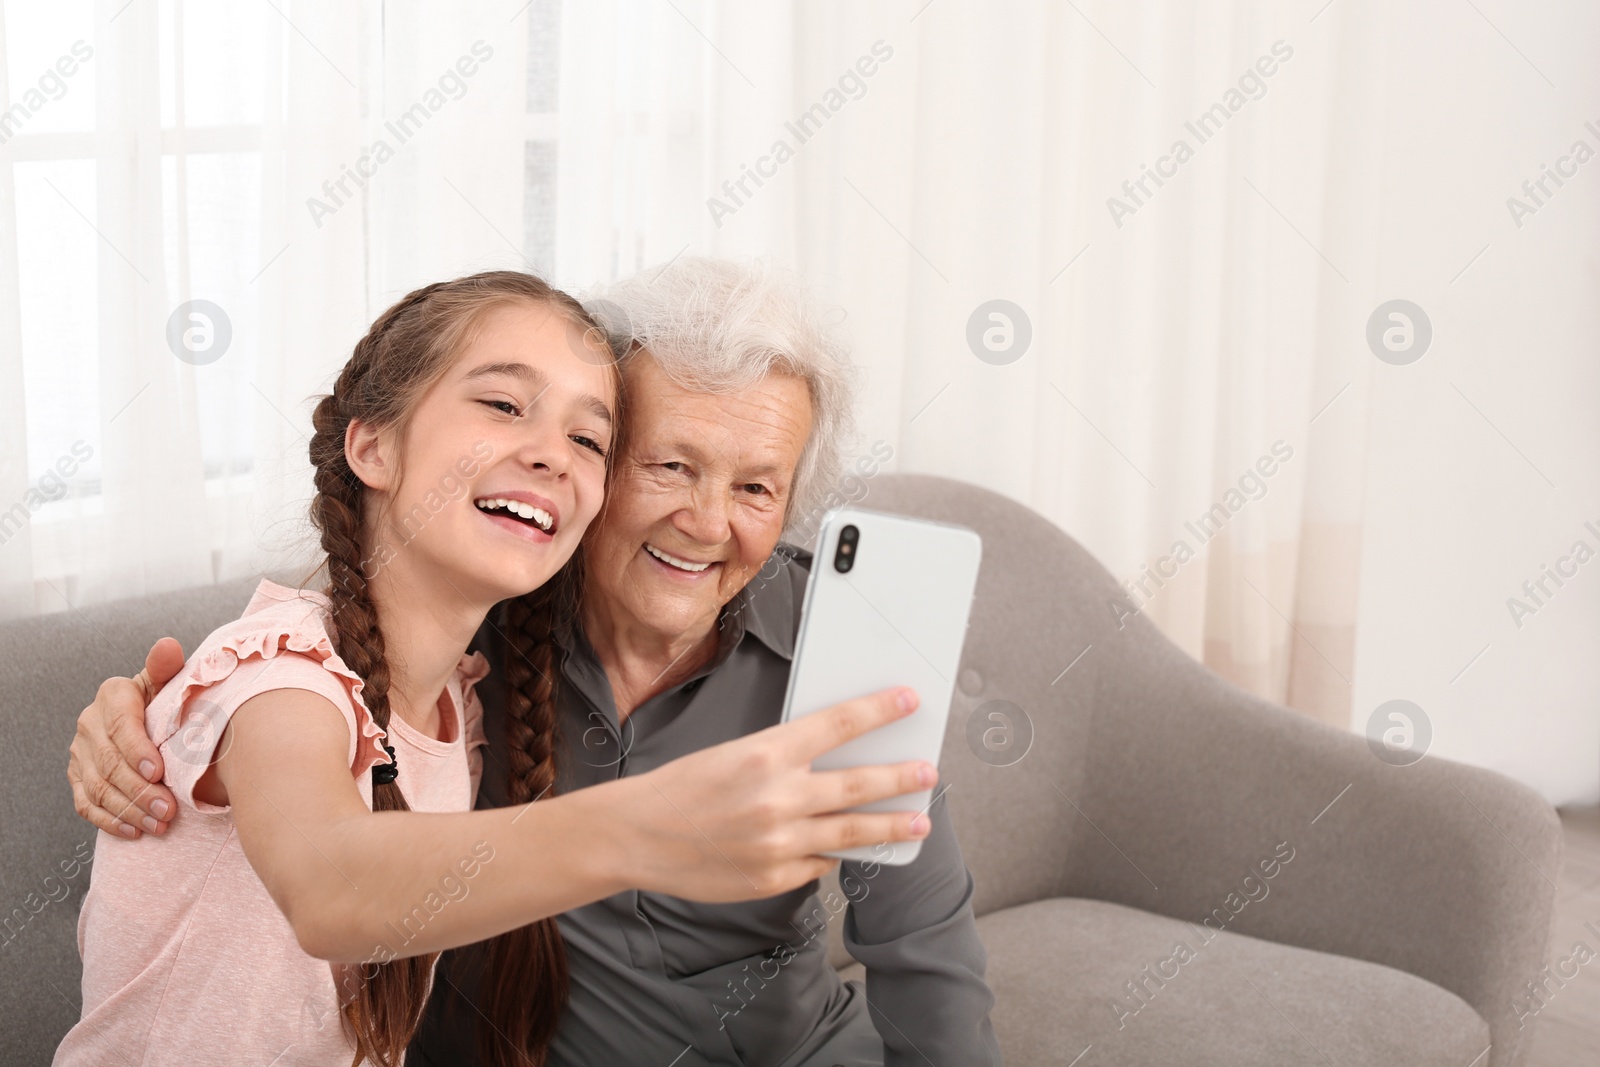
left=345, top=418, right=395, bottom=492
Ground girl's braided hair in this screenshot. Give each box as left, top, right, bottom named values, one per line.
left=307, top=271, right=613, bottom=1067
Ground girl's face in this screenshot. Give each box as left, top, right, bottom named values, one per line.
left=351, top=301, right=617, bottom=606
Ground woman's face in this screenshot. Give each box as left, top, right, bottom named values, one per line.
left=353, top=301, right=617, bottom=606
left=582, top=352, right=813, bottom=644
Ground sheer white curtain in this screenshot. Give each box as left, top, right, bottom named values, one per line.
left=1, top=0, right=528, bottom=638
left=550, top=0, right=1390, bottom=726
left=548, top=0, right=1600, bottom=798
left=8, top=1, right=1586, bottom=756
left=0, top=0, right=1386, bottom=724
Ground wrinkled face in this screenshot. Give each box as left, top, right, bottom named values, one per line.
left=584, top=352, right=813, bottom=642
left=354, top=301, right=617, bottom=606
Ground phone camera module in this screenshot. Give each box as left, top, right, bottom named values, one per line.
left=834, top=524, right=859, bottom=573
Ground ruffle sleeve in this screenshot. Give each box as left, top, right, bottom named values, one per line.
left=147, top=581, right=390, bottom=813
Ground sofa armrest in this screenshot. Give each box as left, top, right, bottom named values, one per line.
left=856, top=471, right=1557, bottom=1067
left=1070, top=611, right=1559, bottom=1067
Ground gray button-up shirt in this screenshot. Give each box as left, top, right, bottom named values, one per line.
left=412, top=552, right=1001, bottom=1067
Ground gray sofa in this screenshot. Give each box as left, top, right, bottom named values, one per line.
left=0, top=473, right=1560, bottom=1065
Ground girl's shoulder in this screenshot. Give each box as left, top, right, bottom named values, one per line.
left=148, top=580, right=388, bottom=811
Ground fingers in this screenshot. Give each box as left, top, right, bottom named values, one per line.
left=101, top=743, right=176, bottom=827
left=69, top=770, right=138, bottom=838
left=800, top=760, right=936, bottom=817
left=781, top=856, right=839, bottom=892
left=69, top=668, right=176, bottom=832
left=805, top=809, right=931, bottom=857
left=780, top=687, right=919, bottom=762
left=728, top=856, right=838, bottom=902
left=67, top=742, right=153, bottom=838
left=139, top=637, right=186, bottom=700
left=101, top=675, right=171, bottom=817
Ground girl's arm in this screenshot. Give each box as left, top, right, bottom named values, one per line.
left=217, top=685, right=934, bottom=963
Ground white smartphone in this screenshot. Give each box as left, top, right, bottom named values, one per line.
left=780, top=506, right=983, bottom=865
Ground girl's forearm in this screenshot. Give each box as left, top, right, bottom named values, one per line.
left=296, top=781, right=641, bottom=962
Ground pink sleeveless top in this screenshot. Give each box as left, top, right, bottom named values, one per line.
left=56, top=580, right=489, bottom=1066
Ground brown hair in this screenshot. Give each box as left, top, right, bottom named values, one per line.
left=307, top=271, right=612, bottom=1066
left=475, top=562, right=582, bottom=1066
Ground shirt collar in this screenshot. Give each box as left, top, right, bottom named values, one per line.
left=719, top=545, right=805, bottom=662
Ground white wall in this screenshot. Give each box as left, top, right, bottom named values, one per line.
left=1349, top=2, right=1600, bottom=806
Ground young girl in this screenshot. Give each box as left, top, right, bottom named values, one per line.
left=55, top=273, right=932, bottom=1067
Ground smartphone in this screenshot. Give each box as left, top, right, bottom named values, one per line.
left=780, top=506, right=983, bottom=865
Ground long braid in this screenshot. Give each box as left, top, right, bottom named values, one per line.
left=477, top=566, right=580, bottom=1067
left=311, top=358, right=439, bottom=1067
left=500, top=590, right=565, bottom=809
left=300, top=272, right=609, bottom=1067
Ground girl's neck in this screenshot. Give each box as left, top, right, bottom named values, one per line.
left=362, top=561, right=490, bottom=741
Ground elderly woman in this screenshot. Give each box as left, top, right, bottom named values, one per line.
left=70, top=258, right=1001, bottom=1067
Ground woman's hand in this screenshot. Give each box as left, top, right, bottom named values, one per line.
left=67, top=638, right=185, bottom=838
left=603, top=686, right=936, bottom=902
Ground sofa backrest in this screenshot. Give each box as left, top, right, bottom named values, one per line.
left=861, top=474, right=1126, bottom=916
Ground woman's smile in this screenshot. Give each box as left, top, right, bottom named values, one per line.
left=642, top=542, right=719, bottom=576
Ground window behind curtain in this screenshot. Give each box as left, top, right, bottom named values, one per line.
left=4, top=0, right=563, bottom=524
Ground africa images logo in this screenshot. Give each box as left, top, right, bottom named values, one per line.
left=706, top=41, right=894, bottom=227
left=1105, top=41, right=1294, bottom=228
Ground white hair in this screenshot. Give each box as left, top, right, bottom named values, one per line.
left=588, top=257, right=858, bottom=540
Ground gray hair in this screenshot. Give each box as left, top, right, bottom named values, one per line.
left=587, top=257, right=858, bottom=540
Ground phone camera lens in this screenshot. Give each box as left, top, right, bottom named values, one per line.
left=834, top=525, right=859, bottom=573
